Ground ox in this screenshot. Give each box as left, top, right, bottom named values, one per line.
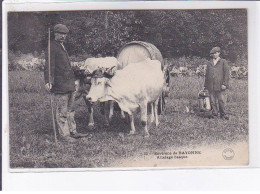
left=73, top=57, right=120, bottom=129
left=86, top=59, right=164, bottom=137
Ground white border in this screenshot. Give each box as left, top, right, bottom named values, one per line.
left=3, top=0, right=260, bottom=10
left=2, top=0, right=260, bottom=190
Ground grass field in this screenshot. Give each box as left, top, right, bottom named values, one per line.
left=9, top=71, right=248, bottom=168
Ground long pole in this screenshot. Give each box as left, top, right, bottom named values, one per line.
left=48, top=28, right=57, bottom=144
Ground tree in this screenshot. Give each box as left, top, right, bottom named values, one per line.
left=8, top=9, right=247, bottom=62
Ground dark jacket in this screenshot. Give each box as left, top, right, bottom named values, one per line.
left=44, top=40, right=75, bottom=94
left=204, top=58, right=230, bottom=92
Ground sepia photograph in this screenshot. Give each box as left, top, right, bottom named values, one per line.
left=5, top=4, right=249, bottom=169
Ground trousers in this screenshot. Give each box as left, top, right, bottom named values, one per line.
left=209, top=90, right=227, bottom=116
left=53, top=92, right=76, bottom=137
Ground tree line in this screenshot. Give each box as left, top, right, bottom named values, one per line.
left=8, top=9, right=247, bottom=62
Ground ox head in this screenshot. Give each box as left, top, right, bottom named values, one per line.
left=73, top=66, right=93, bottom=85
left=85, top=66, right=116, bottom=103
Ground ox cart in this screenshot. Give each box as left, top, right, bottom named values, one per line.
left=117, top=41, right=170, bottom=114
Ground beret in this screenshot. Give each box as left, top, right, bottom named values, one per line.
left=210, top=47, right=221, bottom=54
left=54, top=24, right=69, bottom=34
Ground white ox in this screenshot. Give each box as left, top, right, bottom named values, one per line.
left=74, top=57, right=120, bottom=129
left=86, top=59, right=164, bottom=137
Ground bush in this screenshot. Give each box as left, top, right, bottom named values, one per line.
left=8, top=52, right=248, bottom=80
left=166, top=56, right=210, bottom=71
left=70, top=52, right=93, bottom=63
left=8, top=50, right=101, bottom=72
left=233, top=55, right=248, bottom=67
left=8, top=50, right=45, bottom=71
left=166, top=56, right=248, bottom=79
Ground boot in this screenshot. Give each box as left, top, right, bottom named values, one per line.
left=70, top=132, right=90, bottom=139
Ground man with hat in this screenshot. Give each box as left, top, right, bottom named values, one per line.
left=44, top=24, right=86, bottom=142
left=204, top=46, right=230, bottom=120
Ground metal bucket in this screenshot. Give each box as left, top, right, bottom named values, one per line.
left=198, top=90, right=211, bottom=112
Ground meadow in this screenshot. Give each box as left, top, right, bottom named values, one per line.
left=9, top=71, right=248, bottom=168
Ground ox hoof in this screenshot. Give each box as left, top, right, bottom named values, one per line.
left=104, top=123, right=110, bottom=127
left=88, top=123, right=95, bottom=131
left=128, top=131, right=135, bottom=136
left=144, top=134, right=150, bottom=138
left=144, top=132, right=150, bottom=138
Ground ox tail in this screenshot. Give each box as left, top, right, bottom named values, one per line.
left=158, top=96, right=162, bottom=115
left=158, top=93, right=167, bottom=115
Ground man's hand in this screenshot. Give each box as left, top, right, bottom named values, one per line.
left=45, top=83, right=53, bottom=92
left=221, top=85, right=227, bottom=90
left=75, top=80, right=80, bottom=91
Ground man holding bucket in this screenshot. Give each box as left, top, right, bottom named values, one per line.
left=204, top=47, right=230, bottom=120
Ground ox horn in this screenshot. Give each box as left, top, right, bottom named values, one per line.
left=103, top=66, right=117, bottom=78
left=108, top=66, right=117, bottom=76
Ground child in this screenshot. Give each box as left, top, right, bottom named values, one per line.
left=204, top=47, right=230, bottom=120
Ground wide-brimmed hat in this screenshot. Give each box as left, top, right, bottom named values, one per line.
left=210, top=47, right=221, bottom=54
left=54, top=24, right=69, bottom=34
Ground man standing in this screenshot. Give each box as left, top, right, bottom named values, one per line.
left=44, top=24, right=84, bottom=142
left=204, top=47, right=230, bottom=120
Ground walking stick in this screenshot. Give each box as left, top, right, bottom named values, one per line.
left=48, top=28, right=58, bottom=144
